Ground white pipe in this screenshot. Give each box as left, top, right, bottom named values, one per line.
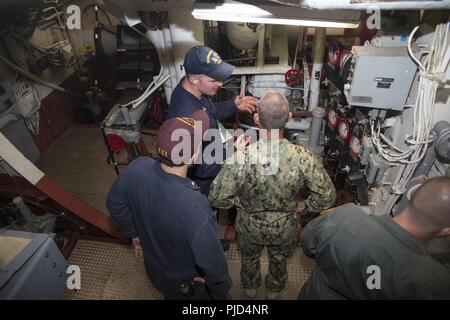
left=162, top=26, right=180, bottom=98
left=240, top=75, right=246, bottom=95
left=308, top=107, right=325, bottom=149
left=292, top=26, right=304, bottom=70
left=308, top=27, right=325, bottom=111
left=122, top=13, right=175, bottom=104
left=257, top=25, right=265, bottom=68
left=168, top=9, right=204, bottom=82
left=144, top=29, right=174, bottom=104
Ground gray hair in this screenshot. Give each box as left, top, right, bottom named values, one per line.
left=257, top=91, right=289, bottom=129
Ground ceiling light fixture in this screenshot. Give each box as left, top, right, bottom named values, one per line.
left=192, top=0, right=360, bottom=29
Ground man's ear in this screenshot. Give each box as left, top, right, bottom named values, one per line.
left=288, top=112, right=292, bottom=122
left=187, top=75, right=199, bottom=85
left=436, top=227, right=450, bottom=238
left=254, top=113, right=260, bottom=126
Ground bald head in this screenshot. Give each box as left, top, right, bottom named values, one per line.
left=257, top=91, right=289, bottom=129
left=407, top=177, right=450, bottom=232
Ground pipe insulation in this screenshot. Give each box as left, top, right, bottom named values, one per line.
left=308, top=107, right=325, bottom=149
left=308, top=27, right=326, bottom=111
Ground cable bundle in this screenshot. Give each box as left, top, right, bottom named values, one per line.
left=14, top=78, right=41, bottom=135
left=370, top=22, right=449, bottom=212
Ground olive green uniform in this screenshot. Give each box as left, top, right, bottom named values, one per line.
left=209, top=138, right=336, bottom=291
left=299, top=203, right=450, bottom=299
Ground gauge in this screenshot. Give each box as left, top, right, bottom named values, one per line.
left=338, top=119, right=350, bottom=141
left=339, top=50, right=351, bottom=70
left=350, top=135, right=362, bottom=156
left=328, top=42, right=340, bottom=66
left=327, top=109, right=338, bottom=128
left=339, top=50, right=352, bottom=78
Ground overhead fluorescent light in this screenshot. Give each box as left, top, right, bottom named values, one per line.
left=192, top=14, right=360, bottom=29
left=192, top=0, right=360, bottom=29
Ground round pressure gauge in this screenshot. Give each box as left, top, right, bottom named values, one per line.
left=327, top=109, right=338, bottom=128
left=339, top=50, right=352, bottom=73
left=338, top=119, right=350, bottom=141
left=328, top=41, right=340, bottom=66
left=350, top=135, right=362, bottom=156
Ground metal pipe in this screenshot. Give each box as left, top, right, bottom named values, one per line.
left=224, top=57, right=257, bottom=63
left=257, top=25, right=265, bottom=68
left=394, top=121, right=450, bottom=215
left=413, top=138, right=436, bottom=177
left=308, top=27, right=326, bottom=111
left=0, top=54, right=81, bottom=97
left=240, top=75, right=246, bottom=95
left=392, top=178, right=423, bottom=216
left=292, top=26, right=304, bottom=70
left=414, top=121, right=450, bottom=177
left=125, top=15, right=175, bottom=104
left=434, top=121, right=450, bottom=162
left=284, top=118, right=311, bottom=131
left=143, top=29, right=174, bottom=103
left=162, top=25, right=179, bottom=99
left=308, top=107, right=325, bottom=149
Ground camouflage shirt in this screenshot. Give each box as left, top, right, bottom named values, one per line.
left=209, top=138, right=336, bottom=244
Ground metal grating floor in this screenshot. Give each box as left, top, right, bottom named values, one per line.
left=63, top=239, right=315, bottom=300
left=37, top=126, right=314, bottom=300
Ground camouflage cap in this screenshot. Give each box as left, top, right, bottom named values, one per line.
left=156, top=110, right=210, bottom=167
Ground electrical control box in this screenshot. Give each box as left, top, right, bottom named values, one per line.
left=348, top=46, right=417, bottom=111
left=366, top=153, right=390, bottom=185
left=0, top=118, right=41, bottom=164
left=0, top=230, right=67, bottom=300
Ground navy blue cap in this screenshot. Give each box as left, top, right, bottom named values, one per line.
left=183, top=46, right=234, bottom=81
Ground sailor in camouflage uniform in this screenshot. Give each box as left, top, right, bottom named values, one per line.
left=209, top=91, right=336, bottom=299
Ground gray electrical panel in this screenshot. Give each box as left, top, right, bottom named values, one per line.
left=349, top=46, right=417, bottom=111
left=366, top=153, right=390, bottom=185
left=0, top=119, right=41, bottom=163
left=0, top=230, right=68, bottom=300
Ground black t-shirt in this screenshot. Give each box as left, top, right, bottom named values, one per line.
left=166, top=82, right=237, bottom=194
left=106, top=157, right=231, bottom=299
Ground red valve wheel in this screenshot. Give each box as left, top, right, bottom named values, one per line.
left=328, top=41, right=340, bottom=66
left=339, top=49, right=352, bottom=75
left=106, top=133, right=126, bottom=151
left=285, top=69, right=303, bottom=87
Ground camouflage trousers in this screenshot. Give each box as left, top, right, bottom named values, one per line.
left=237, top=231, right=296, bottom=292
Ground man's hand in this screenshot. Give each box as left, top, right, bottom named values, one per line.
left=132, top=237, right=143, bottom=261
left=234, top=92, right=257, bottom=114
left=234, top=133, right=251, bottom=151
